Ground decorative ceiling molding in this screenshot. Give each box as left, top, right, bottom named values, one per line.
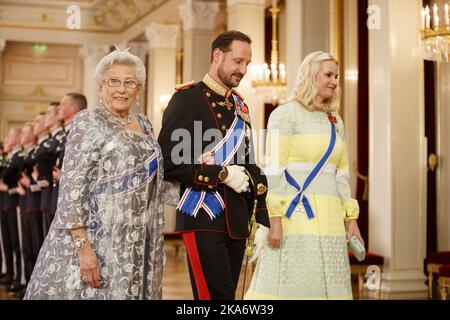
left=0, top=0, right=169, bottom=33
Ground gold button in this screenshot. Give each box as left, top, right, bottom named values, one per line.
left=204, top=177, right=210, bottom=183
left=206, top=92, right=211, bottom=97
left=221, top=125, right=226, bottom=131
left=198, top=175, right=204, bottom=181
left=217, top=113, right=222, bottom=119
left=212, top=103, right=216, bottom=107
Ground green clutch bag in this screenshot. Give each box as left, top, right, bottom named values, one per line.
left=348, top=235, right=366, bottom=262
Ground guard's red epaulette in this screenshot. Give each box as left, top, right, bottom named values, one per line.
left=232, top=89, right=244, bottom=100
left=175, top=80, right=196, bottom=91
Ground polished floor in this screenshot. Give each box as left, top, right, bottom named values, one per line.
left=0, top=239, right=437, bottom=300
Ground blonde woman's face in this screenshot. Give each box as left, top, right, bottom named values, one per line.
left=100, top=64, right=141, bottom=114
left=315, top=60, right=338, bottom=102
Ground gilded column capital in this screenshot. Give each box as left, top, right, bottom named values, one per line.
left=145, top=23, right=179, bottom=50
left=79, top=44, right=110, bottom=66
left=179, top=0, right=220, bottom=31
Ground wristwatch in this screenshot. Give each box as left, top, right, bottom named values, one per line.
left=218, top=166, right=229, bottom=182
left=73, top=236, right=88, bottom=250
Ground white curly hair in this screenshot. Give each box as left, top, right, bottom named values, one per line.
left=94, top=46, right=146, bottom=87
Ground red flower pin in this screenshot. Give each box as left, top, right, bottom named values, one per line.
left=328, top=114, right=337, bottom=124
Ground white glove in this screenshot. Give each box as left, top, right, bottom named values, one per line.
left=249, top=225, right=269, bottom=263
left=222, top=165, right=249, bottom=193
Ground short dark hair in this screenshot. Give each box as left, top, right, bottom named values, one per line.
left=49, top=101, right=60, bottom=107
left=66, top=92, right=87, bottom=111
left=210, top=30, right=252, bottom=62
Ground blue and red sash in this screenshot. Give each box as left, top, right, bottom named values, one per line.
left=284, top=114, right=337, bottom=219
left=177, top=94, right=247, bottom=220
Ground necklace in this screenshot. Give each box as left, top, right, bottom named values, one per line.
left=103, top=106, right=132, bottom=126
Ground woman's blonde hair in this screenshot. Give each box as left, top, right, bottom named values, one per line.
left=291, top=51, right=340, bottom=112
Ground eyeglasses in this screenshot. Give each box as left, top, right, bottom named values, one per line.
left=104, top=78, right=140, bottom=89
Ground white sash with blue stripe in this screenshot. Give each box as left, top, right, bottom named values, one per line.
left=177, top=94, right=247, bottom=220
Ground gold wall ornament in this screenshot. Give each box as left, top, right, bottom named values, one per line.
left=33, top=86, right=45, bottom=97
left=40, top=12, right=54, bottom=23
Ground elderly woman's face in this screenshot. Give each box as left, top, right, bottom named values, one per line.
left=315, top=60, right=338, bottom=102
left=100, top=64, right=140, bottom=114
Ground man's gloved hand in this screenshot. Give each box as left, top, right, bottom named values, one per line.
left=249, top=225, right=269, bottom=263
left=222, top=165, right=249, bottom=193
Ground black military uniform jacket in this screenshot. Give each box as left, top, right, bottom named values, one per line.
left=34, top=134, right=52, bottom=188
left=2, top=147, right=24, bottom=209
left=49, top=126, right=66, bottom=170
left=158, top=74, right=270, bottom=239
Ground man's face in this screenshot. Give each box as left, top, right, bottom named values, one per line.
left=33, top=114, right=46, bottom=136
left=216, top=40, right=252, bottom=88
left=57, top=95, right=76, bottom=121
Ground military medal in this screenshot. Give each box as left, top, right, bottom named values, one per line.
left=233, top=94, right=251, bottom=123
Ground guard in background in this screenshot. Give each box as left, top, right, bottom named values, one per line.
left=15, top=122, right=40, bottom=299
left=0, top=128, right=25, bottom=293
left=50, top=93, right=87, bottom=219
left=158, top=31, right=270, bottom=300
left=40, top=102, right=62, bottom=231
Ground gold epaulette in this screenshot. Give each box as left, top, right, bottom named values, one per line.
left=175, top=80, right=196, bottom=91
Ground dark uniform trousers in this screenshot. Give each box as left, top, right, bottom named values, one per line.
left=183, top=231, right=245, bottom=299
left=2, top=148, right=25, bottom=282
left=1, top=194, right=21, bottom=282
left=20, top=189, right=43, bottom=282
left=158, top=77, right=270, bottom=300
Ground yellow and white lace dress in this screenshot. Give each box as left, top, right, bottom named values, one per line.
left=244, top=101, right=359, bottom=300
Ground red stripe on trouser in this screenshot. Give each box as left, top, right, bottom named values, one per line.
left=182, top=232, right=211, bottom=300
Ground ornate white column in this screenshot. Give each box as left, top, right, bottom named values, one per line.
left=285, top=0, right=330, bottom=93
left=179, top=0, right=220, bottom=82
left=145, top=23, right=179, bottom=136
left=124, top=41, right=148, bottom=114
left=369, top=0, right=427, bottom=298
left=226, top=0, right=265, bottom=163
left=79, top=44, right=110, bottom=108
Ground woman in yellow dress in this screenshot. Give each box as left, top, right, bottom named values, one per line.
left=245, top=51, right=364, bottom=299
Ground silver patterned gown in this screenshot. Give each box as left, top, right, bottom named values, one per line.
left=24, top=107, right=165, bottom=300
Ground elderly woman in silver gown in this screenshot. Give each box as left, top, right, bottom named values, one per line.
left=24, top=48, right=165, bottom=300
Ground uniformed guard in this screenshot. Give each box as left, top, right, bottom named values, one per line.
left=50, top=93, right=87, bottom=218
left=158, top=30, right=270, bottom=300
left=39, top=102, right=63, bottom=228
left=0, top=128, right=25, bottom=292
left=32, top=111, right=52, bottom=236
left=19, top=122, right=43, bottom=288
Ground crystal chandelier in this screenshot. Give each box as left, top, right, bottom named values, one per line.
left=250, top=0, right=287, bottom=105
left=421, top=2, right=450, bottom=62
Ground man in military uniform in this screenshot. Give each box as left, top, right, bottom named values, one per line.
left=0, top=128, right=25, bottom=292
left=50, top=93, right=87, bottom=218
left=16, top=122, right=40, bottom=299
left=158, top=30, right=270, bottom=300
left=32, top=111, right=52, bottom=236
